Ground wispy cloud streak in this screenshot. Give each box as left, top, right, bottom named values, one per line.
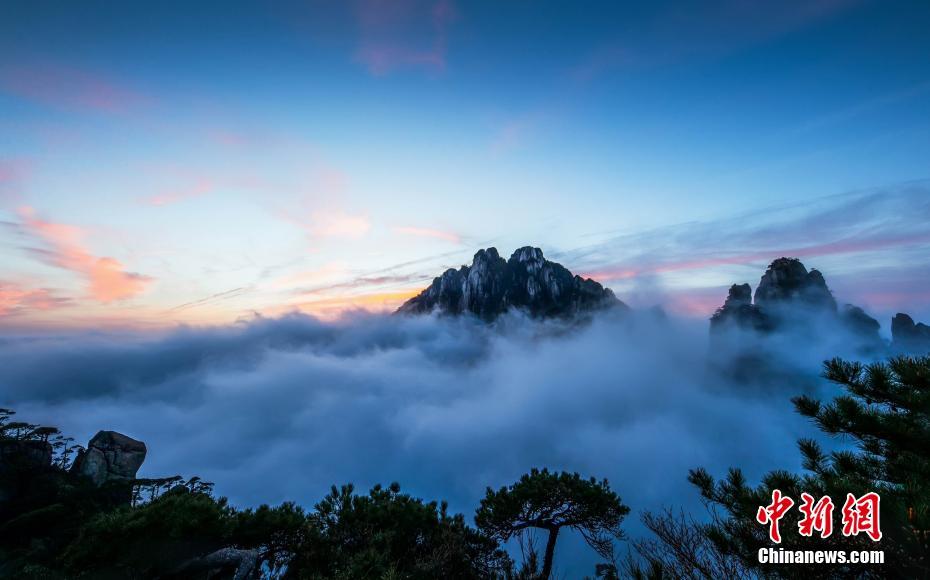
left=12, top=207, right=153, bottom=302
left=0, top=159, right=30, bottom=202
left=167, top=287, right=250, bottom=314
left=394, top=226, right=461, bottom=244
left=354, top=0, right=456, bottom=75
left=0, top=282, right=71, bottom=317
left=563, top=183, right=930, bottom=316
left=144, top=178, right=214, bottom=207
left=0, top=64, right=147, bottom=113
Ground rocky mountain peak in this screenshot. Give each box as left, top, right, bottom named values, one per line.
left=723, top=283, right=752, bottom=308
left=709, top=257, right=930, bottom=356
left=511, top=246, right=544, bottom=264
left=712, top=257, right=876, bottom=343
left=473, top=247, right=501, bottom=264
left=713, top=283, right=769, bottom=332
left=397, top=246, right=625, bottom=320
left=754, top=257, right=836, bottom=311
left=892, top=313, right=930, bottom=352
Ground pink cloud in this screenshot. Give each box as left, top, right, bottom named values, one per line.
left=489, top=110, right=549, bottom=156
left=854, top=289, right=930, bottom=311
left=654, top=286, right=732, bottom=318
left=0, top=63, right=147, bottom=113
left=16, top=207, right=153, bottom=302
left=308, top=210, right=371, bottom=238
left=0, top=282, right=71, bottom=317
left=313, top=165, right=350, bottom=196
left=144, top=178, right=214, bottom=206
left=585, top=232, right=930, bottom=283
left=355, top=0, right=456, bottom=76
left=277, top=208, right=370, bottom=240
left=0, top=159, right=28, bottom=183
left=0, top=158, right=31, bottom=201
left=394, top=226, right=461, bottom=243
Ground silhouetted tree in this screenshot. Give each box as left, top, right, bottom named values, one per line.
left=287, top=482, right=509, bottom=579
left=475, top=468, right=629, bottom=579
left=621, top=508, right=752, bottom=579
left=687, top=355, right=930, bottom=578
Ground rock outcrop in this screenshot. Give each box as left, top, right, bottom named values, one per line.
left=397, top=246, right=625, bottom=320
left=892, top=313, right=930, bottom=352
left=71, top=430, right=146, bottom=487
left=842, top=304, right=881, bottom=338
left=753, top=258, right=836, bottom=311
left=710, top=283, right=770, bottom=332
left=711, top=257, right=880, bottom=345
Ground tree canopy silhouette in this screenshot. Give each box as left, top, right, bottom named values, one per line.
left=626, top=355, right=930, bottom=579
left=475, top=468, right=629, bottom=579
left=286, top=481, right=510, bottom=579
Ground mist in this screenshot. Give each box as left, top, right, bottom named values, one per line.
left=0, top=307, right=884, bottom=574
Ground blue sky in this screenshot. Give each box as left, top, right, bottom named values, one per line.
left=1, top=0, right=929, bottom=328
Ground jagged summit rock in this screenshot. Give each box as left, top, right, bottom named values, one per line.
left=397, top=246, right=625, bottom=320
left=712, top=283, right=770, bottom=332
left=711, top=257, right=880, bottom=344
left=892, top=313, right=930, bottom=352
left=754, top=258, right=836, bottom=311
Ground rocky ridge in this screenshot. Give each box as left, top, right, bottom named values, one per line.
left=711, top=257, right=879, bottom=338
left=397, top=246, right=625, bottom=320
left=711, top=257, right=930, bottom=353
left=892, top=313, right=930, bottom=352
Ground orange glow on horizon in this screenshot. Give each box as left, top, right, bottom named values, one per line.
left=287, top=289, right=420, bottom=319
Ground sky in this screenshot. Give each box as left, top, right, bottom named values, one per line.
left=2, top=0, right=930, bottom=330
left=2, top=3, right=929, bottom=572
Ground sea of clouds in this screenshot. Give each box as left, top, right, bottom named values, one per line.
left=0, top=308, right=884, bottom=573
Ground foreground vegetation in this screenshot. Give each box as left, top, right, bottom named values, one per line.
left=0, top=411, right=627, bottom=579
left=2, top=355, right=929, bottom=578
left=626, top=355, right=930, bottom=579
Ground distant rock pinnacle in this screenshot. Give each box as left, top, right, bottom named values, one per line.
left=397, top=246, right=625, bottom=320
left=753, top=258, right=836, bottom=311
left=711, top=257, right=880, bottom=345
left=892, top=313, right=930, bottom=352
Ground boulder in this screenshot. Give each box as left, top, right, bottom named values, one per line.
left=71, top=430, right=146, bottom=487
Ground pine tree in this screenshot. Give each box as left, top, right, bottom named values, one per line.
left=475, top=468, right=629, bottom=579
left=689, top=355, right=930, bottom=578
